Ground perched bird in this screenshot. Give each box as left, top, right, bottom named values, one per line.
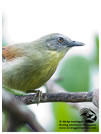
left=2, top=33, right=84, bottom=93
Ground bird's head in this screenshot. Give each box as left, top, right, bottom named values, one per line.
left=39, top=33, right=85, bottom=56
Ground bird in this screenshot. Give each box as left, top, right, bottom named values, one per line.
left=2, top=33, right=84, bottom=93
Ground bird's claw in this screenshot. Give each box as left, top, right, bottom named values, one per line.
left=35, top=90, right=42, bottom=105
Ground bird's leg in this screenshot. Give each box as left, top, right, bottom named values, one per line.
left=34, top=90, right=43, bottom=104
left=27, top=89, right=43, bottom=104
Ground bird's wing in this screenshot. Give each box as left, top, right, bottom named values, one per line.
left=2, top=46, right=23, bottom=61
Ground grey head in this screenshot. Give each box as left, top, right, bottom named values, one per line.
left=39, top=33, right=85, bottom=52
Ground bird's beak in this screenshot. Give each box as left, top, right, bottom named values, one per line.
left=68, top=41, right=85, bottom=47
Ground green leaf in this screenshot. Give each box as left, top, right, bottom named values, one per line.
left=57, top=56, right=90, bottom=92
left=95, top=35, right=99, bottom=65
left=52, top=103, right=82, bottom=132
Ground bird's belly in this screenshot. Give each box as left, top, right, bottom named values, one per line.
left=2, top=63, right=56, bottom=92
left=24, top=65, right=56, bottom=92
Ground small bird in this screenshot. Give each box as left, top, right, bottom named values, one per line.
left=2, top=33, right=84, bottom=93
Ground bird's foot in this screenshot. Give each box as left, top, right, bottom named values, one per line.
left=34, top=90, right=43, bottom=105
left=26, top=89, right=43, bottom=105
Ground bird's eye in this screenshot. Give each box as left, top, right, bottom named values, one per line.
left=57, top=37, right=64, bottom=43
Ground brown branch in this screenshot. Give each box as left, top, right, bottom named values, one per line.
left=15, top=92, right=93, bottom=105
